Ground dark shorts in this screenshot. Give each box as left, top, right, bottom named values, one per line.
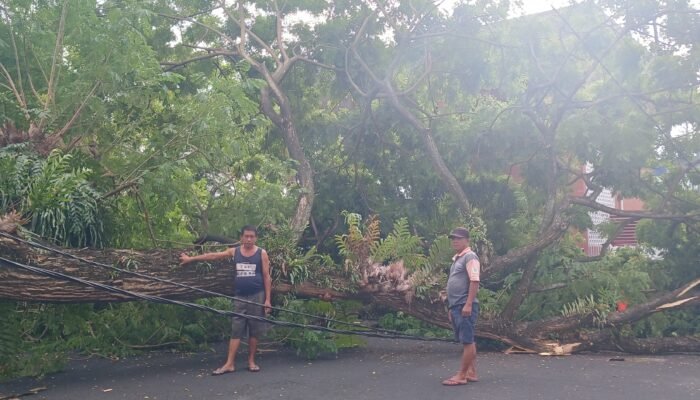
left=231, top=291, right=269, bottom=339
left=450, top=302, right=479, bottom=344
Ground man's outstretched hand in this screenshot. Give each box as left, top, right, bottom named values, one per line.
left=179, top=253, right=192, bottom=265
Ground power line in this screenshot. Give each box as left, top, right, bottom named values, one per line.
left=0, top=231, right=453, bottom=341
left=0, top=232, right=419, bottom=337
left=0, top=231, right=414, bottom=335
left=0, top=255, right=455, bottom=343
left=0, top=231, right=402, bottom=332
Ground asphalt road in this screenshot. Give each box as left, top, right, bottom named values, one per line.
left=2, top=338, right=699, bottom=400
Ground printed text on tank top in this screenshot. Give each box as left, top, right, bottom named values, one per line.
left=235, top=246, right=258, bottom=278
left=233, top=246, right=264, bottom=295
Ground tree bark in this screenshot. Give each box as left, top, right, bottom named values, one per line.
left=0, top=237, right=235, bottom=302
left=500, top=257, right=538, bottom=320
left=260, top=86, right=314, bottom=240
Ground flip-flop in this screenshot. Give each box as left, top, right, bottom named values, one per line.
left=212, top=368, right=235, bottom=376
left=441, top=378, right=468, bottom=386
left=247, top=365, right=261, bottom=372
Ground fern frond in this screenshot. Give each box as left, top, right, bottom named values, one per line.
left=369, top=218, right=425, bottom=269
left=425, top=235, right=452, bottom=272
left=0, top=148, right=105, bottom=247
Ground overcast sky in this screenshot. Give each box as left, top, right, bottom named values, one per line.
left=511, top=0, right=575, bottom=15
left=439, top=0, right=575, bottom=16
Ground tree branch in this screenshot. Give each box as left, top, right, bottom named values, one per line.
left=570, top=197, right=700, bottom=221
left=50, top=81, right=101, bottom=142
left=161, top=50, right=235, bottom=71
left=530, top=282, right=568, bottom=293
left=8, top=20, right=26, bottom=109
left=395, top=49, right=432, bottom=96
left=100, top=181, right=139, bottom=200
left=219, top=0, right=279, bottom=67
left=40, top=0, right=68, bottom=131
left=501, top=256, right=539, bottom=320
left=296, top=55, right=341, bottom=72
left=156, top=11, right=237, bottom=48
left=260, top=87, right=283, bottom=127
left=662, top=158, right=700, bottom=209
left=576, top=217, right=638, bottom=262
left=548, top=8, right=631, bottom=131
left=134, top=190, right=158, bottom=248
left=348, top=13, right=385, bottom=85
left=553, top=6, right=699, bottom=171
left=559, top=159, right=604, bottom=196
left=487, top=213, right=569, bottom=278
left=0, top=64, right=30, bottom=120
left=344, top=48, right=369, bottom=97
left=527, top=277, right=700, bottom=336
left=273, top=0, right=289, bottom=64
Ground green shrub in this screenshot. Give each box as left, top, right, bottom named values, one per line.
left=269, top=298, right=365, bottom=359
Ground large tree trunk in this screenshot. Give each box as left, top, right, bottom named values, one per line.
left=1, top=226, right=698, bottom=354
left=260, top=86, right=314, bottom=241
left=0, top=238, right=234, bottom=302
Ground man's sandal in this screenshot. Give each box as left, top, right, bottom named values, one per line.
left=441, top=378, right=468, bottom=386
left=211, top=367, right=235, bottom=376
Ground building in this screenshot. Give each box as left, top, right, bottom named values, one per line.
left=571, top=166, right=644, bottom=257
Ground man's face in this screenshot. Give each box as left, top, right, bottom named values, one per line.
left=450, top=236, right=469, bottom=252
left=240, top=230, right=257, bottom=248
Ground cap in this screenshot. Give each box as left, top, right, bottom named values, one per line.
left=448, top=227, right=470, bottom=239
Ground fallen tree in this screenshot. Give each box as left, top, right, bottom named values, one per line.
left=2, top=216, right=698, bottom=355
left=1, top=1, right=699, bottom=360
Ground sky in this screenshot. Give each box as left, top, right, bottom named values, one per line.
left=510, top=0, right=576, bottom=16
left=439, top=0, right=576, bottom=16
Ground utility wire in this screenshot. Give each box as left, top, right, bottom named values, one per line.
left=0, top=256, right=455, bottom=343
left=0, top=231, right=451, bottom=340
left=0, top=231, right=394, bottom=332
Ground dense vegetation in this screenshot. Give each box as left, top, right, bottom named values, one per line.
left=1, top=0, right=698, bottom=380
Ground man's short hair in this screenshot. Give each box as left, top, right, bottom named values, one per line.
left=240, top=225, right=258, bottom=236
left=448, top=227, right=470, bottom=239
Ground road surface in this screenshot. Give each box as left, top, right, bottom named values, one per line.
left=3, top=338, right=699, bottom=400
